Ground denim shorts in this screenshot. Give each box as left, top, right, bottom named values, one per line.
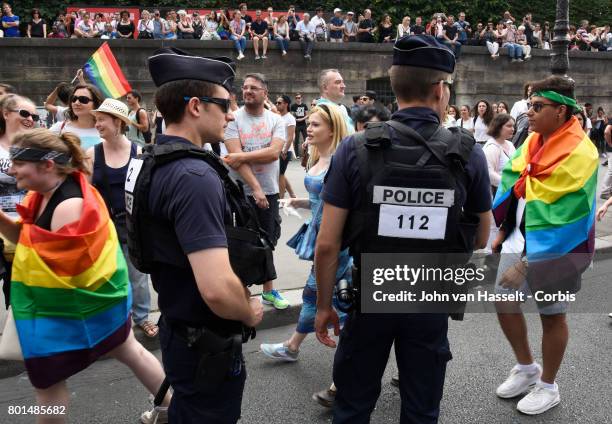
left=494, top=253, right=568, bottom=315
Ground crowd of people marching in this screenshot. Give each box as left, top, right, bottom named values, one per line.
left=1, top=4, right=612, bottom=421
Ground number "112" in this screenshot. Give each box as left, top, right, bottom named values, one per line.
left=397, top=215, right=429, bottom=230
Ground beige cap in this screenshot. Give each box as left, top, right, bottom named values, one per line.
left=91, top=98, right=131, bottom=126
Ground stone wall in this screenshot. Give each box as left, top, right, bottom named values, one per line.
left=1, top=38, right=611, bottom=113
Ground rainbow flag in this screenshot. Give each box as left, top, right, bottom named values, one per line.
left=83, top=42, right=132, bottom=99
left=492, top=116, right=598, bottom=260
left=10, top=172, right=131, bottom=389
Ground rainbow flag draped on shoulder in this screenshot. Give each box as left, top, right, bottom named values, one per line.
left=492, top=116, right=598, bottom=261
left=10, top=172, right=131, bottom=389
left=83, top=42, right=132, bottom=99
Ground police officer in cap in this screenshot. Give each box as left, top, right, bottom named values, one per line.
left=144, top=48, right=263, bottom=422
left=314, top=35, right=492, bottom=423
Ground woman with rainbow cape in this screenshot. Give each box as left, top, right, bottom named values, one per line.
left=490, top=76, right=598, bottom=416
left=0, top=128, right=169, bottom=423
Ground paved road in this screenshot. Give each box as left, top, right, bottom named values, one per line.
left=0, top=259, right=610, bottom=423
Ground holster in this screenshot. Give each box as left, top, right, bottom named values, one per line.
left=166, top=318, right=243, bottom=395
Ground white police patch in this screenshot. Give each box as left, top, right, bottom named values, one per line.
left=378, top=204, right=448, bottom=239
left=373, top=186, right=454, bottom=207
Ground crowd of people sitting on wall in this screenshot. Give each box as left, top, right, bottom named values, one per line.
left=2, top=2, right=611, bottom=60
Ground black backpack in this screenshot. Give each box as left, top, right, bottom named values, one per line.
left=125, top=143, right=276, bottom=286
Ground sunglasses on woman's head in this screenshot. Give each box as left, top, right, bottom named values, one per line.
left=12, top=109, right=40, bottom=121
left=71, top=95, right=93, bottom=104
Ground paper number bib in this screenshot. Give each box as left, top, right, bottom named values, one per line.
left=124, top=158, right=144, bottom=214
left=377, top=204, right=448, bottom=239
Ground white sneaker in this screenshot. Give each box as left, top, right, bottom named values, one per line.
left=496, top=364, right=542, bottom=398
left=260, top=342, right=299, bottom=362
left=282, top=50, right=287, bottom=56
left=255, top=55, right=261, bottom=60
left=140, top=406, right=168, bottom=424
left=237, top=53, right=245, bottom=60
left=517, top=383, right=560, bottom=415
left=262, top=54, right=267, bottom=59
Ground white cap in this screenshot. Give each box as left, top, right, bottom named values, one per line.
left=91, top=98, right=131, bottom=126
left=334, top=8, right=342, bottom=13
left=347, top=11, right=354, bottom=15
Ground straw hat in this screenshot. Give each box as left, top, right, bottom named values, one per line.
left=91, top=98, right=131, bottom=125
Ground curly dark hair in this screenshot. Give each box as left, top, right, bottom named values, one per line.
left=529, top=75, right=576, bottom=122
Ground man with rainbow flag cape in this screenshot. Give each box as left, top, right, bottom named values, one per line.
left=490, top=76, right=598, bottom=416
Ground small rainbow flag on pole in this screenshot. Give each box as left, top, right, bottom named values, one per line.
left=83, top=42, right=132, bottom=99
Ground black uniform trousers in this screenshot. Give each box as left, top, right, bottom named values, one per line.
left=332, top=312, right=451, bottom=424
left=159, top=319, right=246, bottom=424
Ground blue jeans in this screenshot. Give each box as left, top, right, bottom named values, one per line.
left=299, top=37, right=313, bottom=56
left=275, top=36, right=289, bottom=52
left=445, top=40, right=462, bottom=58
left=505, top=43, right=522, bottom=59
left=230, top=34, right=246, bottom=53
left=121, top=242, right=151, bottom=324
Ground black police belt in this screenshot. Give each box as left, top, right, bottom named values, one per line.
left=163, top=316, right=248, bottom=350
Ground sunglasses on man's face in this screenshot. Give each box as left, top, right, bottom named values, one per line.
left=12, top=109, right=40, bottom=121
left=71, top=95, right=93, bottom=104
left=184, top=96, right=231, bottom=114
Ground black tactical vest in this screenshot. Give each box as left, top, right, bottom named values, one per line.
left=125, top=143, right=276, bottom=286
left=345, top=120, right=478, bottom=268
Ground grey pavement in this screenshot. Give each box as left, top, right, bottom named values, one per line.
left=1, top=159, right=612, bottom=405
left=0, top=298, right=611, bottom=423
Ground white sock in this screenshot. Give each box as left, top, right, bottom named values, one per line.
left=516, top=363, right=538, bottom=372
left=538, top=380, right=558, bottom=391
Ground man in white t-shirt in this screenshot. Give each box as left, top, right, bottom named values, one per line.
left=310, top=7, right=327, bottom=41
left=224, top=73, right=290, bottom=310
left=296, top=13, right=316, bottom=59
left=510, top=83, right=532, bottom=119
left=275, top=95, right=296, bottom=199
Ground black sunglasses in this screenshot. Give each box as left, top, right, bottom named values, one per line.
left=184, top=96, right=231, bottom=113
left=71, top=95, right=93, bottom=104
left=12, top=109, right=40, bottom=121
left=527, top=102, right=558, bottom=113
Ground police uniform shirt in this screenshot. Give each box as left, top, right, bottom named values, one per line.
left=148, top=134, right=240, bottom=333
left=321, top=107, right=492, bottom=214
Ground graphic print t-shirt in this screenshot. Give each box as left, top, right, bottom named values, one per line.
left=224, top=107, right=286, bottom=195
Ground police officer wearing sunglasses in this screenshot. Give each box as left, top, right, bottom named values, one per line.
left=314, top=35, right=492, bottom=423
left=131, top=47, right=263, bottom=423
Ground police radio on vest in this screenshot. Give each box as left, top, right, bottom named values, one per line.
left=373, top=186, right=454, bottom=207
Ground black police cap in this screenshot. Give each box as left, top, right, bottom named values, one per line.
left=148, top=47, right=236, bottom=93
left=393, top=35, right=455, bottom=74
